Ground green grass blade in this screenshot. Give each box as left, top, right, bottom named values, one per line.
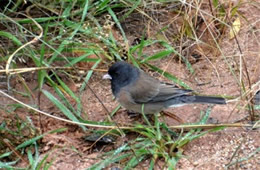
left=79, top=58, right=101, bottom=92
left=16, top=128, right=67, bottom=150
left=36, top=153, right=50, bottom=170
left=199, top=107, right=212, bottom=124
left=141, top=49, right=174, bottom=63
left=45, top=75, right=79, bottom=117
left=81, top=0, right=89, bottom=23
left=48, top=40, right=69, bottom=64
left=0, top=31, right=22, bottom=46
left=119, top=0, right=141, bottom=21
left=88, top=144, right=130, bottom=170
left=108, top=7, right=127, bottom=41
left=42, top=90, right=85, bottom=130
left=55, top=75, right=80, bottom=103
left=145, top=63, right=191, bottom=89
left=64, top=52, right=96, bottom=66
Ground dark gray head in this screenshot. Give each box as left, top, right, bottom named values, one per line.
left=103, top=61, right=139, bottom=96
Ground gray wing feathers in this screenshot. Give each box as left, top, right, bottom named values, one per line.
left=148, top=83, right=192, bottom=102
left=127, top=71, right=160, bottom=103
left=127, top=70, right=191, bottom=103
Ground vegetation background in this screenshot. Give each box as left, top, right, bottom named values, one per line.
left=0, top=0, right=259, bottom=169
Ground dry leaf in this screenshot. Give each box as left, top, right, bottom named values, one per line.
left=229, top=17, right=241, bottom=39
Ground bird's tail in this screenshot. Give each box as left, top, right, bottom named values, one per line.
left=193, top=95, right=226, bottom=104
left=166, top=95, right=226, bottom=108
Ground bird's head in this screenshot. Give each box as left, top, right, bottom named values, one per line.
left=103, top=61, right=139, bottom=96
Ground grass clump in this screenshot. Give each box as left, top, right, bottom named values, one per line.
left=88, top=108, right=225, bottom=169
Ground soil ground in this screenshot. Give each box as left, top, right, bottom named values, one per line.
left=0, top=1, right=260, bottom=170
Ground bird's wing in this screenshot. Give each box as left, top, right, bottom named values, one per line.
left=126, top=71, right=160, bottom=103
left=148, top=82, right=193, bottom=102
left=126, top=70, right=192, bottom=103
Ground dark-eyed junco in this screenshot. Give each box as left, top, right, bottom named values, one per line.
left=103, top=61, right=226, bottom=114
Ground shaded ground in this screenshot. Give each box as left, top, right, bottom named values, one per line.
left=1, top=1, right=260, bottom=170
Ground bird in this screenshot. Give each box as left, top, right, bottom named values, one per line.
left=103, top=61, right=226, bottom=115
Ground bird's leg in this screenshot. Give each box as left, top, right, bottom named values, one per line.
left=127, top=110, right=140, bottom=118
left=161, top=111, right=184, bottom=124
left=127, top=111, right=154, bottom=124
